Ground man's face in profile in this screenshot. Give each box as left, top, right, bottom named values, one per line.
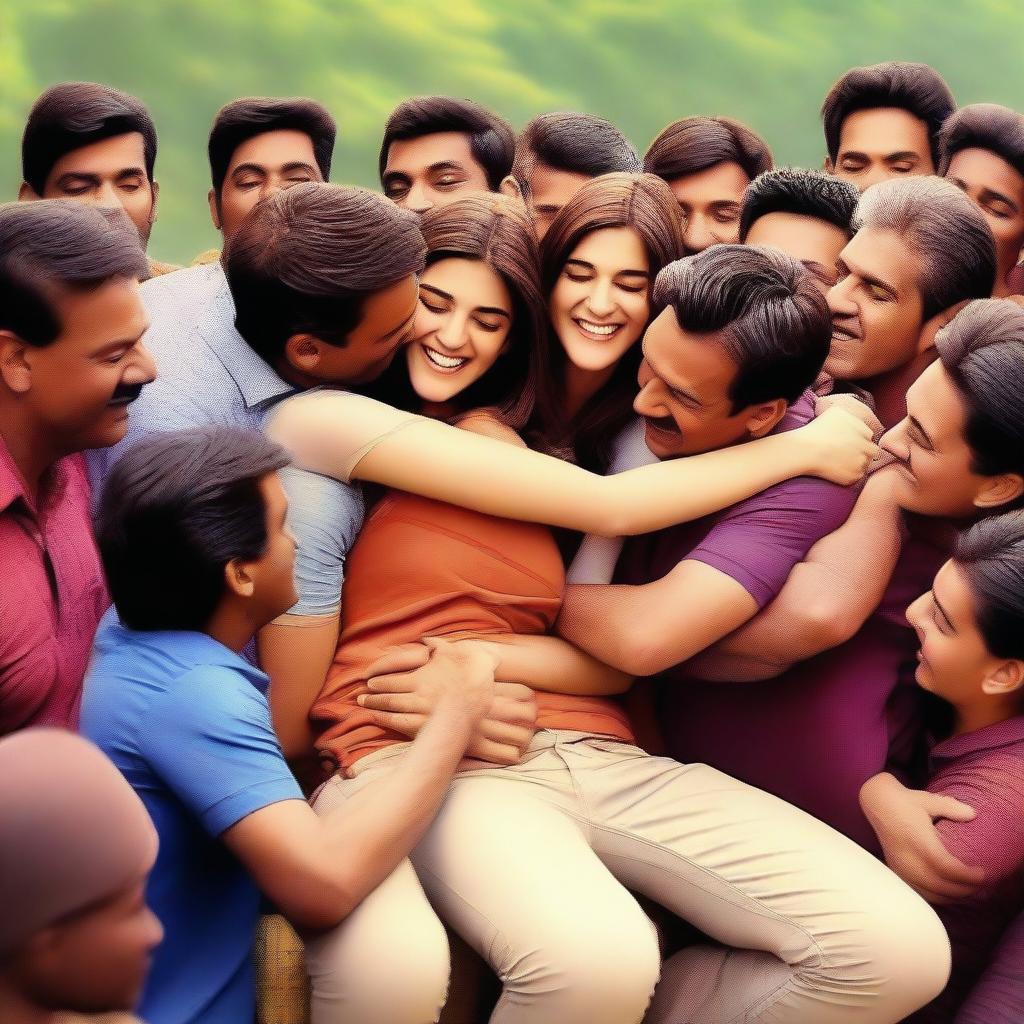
left=523, top=162, right=591, bottom=240
left=827, top=107, right=934, bottom=191
left=211, top=129, right=323, bottom=242
left=745, top=213, right=848, bottom=294
left=382, top=132, right=490, bottom=214
left=22, top=132, right=158, bottom=248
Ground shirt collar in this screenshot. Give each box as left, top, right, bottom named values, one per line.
left=931, top=714, right=1024, bottom=766
left=0, top=435, right=26, bottom=513
left=198, top=267, right=297, bottom=412
left=0, top=434, right=71, bottom=519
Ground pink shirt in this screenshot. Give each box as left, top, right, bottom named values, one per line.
left=0, top=440, right=108, bottom=733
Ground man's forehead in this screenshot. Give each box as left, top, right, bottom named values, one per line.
left=529, top=163, right=591, bottom=204
left=947, top=147, right=1024, bottom=204
left=226, top=128, right=319, bottom=174
left=842, top=226, right=916, bottom=283
left=838, top=107, right=931, bottom=157
left=48, top=132, right=148, bottom=176
left=385, top=131, right=477, bottom=174
left=647, top=308, right=735, bottom=389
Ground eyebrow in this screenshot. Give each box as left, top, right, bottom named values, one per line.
left=979, top=185, right=1020, bottom=213
left=92, top=327, right=148, bottom=356
left=420, top=283, right=510, bottom=318
left=801, top=259, right=838, bottom=284
left=932, top=590, right=956, bottom=631
left=709, top=200, right=741, bottom=211
left=565, top=258, right=650, bottom=279
left=883, top=152, right=922, bottom=163
left=844, top=255, right=899, bottom=300
left=56, top=168, right=146, bottom=186
left=230, top=161, right=317, bottom=178
left=642, top=342, right=700, bottom=404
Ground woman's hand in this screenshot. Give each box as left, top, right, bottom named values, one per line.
left=796, top=405, right=878, bottom=485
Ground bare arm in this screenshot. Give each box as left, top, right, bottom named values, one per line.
left=686, top=469, right=904, bottom=681
left=557, top=561, right=759, bottom=677
left=222, top=641, right=495, bottom=930
left=258, top=614, right=339, bottom=761
left=269, top=396, right=876, bottom=538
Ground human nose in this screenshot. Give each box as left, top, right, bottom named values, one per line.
left=632, top=375, right=666, bottom=418
left=125, top=342, right=157, bottom=385
left=586, top=277, right=616, bottom=318
left=434, top=310, right=470, bottom=351
left=827, top=276, right=857, bottom=318
left=879, top=420, right=911, bottom=462
left=405, top=182, right=433, bottom=215
left=683, top=213, right=713, bottom=254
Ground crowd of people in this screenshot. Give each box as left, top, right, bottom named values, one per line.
left=2, top=59, right=1024, bottom=1024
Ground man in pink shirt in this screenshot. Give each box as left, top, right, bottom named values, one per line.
left=0, top=200, right=153, bottom=733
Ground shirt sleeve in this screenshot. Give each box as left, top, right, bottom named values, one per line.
left=278, top=465, right=364, bottom=617
left=931, top=752, right=1024, bottom=881
left=686, top=476, right=859, bottom=608
left=955, top=909, right=1024, bottom=1024
left=144, top=666, right=302, bottom=837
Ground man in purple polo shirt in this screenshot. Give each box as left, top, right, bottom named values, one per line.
left=0, top=200, right=153, bottom=734
left=557, top=244, right=856, bottom=694
left=680, top=299, right=1024, bottom=849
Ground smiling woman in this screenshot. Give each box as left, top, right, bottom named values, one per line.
left=538, top=171, right=685, bottom=472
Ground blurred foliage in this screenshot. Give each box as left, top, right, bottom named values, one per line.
left=2, top=0, right=1023, bottom=264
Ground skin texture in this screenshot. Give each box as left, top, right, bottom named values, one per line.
left=407, top=257, right=513, bottom=408
left=825, top=226, right=928, bottom=381
left=209, top=129, right=323, bottom=242
left=280, top=273, right=420, bottom=388
left=382, top=132, right=490, bottom=214
left=666, top=160, right=750, bottom=254
left=946, top=147, right=1024, bottom=296
left=0, top=276, right=154, bottom=493
left=633, top=305, right=786, bottom=459
left=827, top=107, right=935, bottom=190
left=521, top=163, right=592, bottom=240
left=6, top=875, right=162, bottom=1019
left=548, top=225, right=651, bottom=415
left=20, top=133, right=158, bottom=248
left=745, top=212, right=849, bottom=293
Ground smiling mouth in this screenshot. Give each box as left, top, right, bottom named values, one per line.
left=643, top=415, right=680, bottom=437
left=830, top=322, right=861, bottom=344
left=573, top=317, right=624, bottom=340
left=422, top=345, right=470, bottom=373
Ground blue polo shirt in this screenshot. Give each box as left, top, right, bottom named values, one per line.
left=81, top=611, right=303, bottom=1024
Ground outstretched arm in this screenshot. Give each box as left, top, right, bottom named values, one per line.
left=685, top=468, right=904, bottom=681
left=268, top=393, right=875, bottom=538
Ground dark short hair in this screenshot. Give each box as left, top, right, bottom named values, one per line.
left=511, top=112, right=641, bottom=196
left=739, top=167, right=859, bottom=241
left=821, top=62, right=956, bottom=166
left=378, top=96, right=514, bottom=190
left=954, top=511, right=1024, bottom=660
left=854, top=177, right=996, bottom=320
left=22, top=82, right=158, bottom=195
left=0, top=201, right=146, bottom=348
left=938, top=103, right=1024, bottom=180
left=652, top=245, right=831, bottom=411
left=643, top=116, right=772, bottom=183
left=97, top=426, right=290, bottom=632
left=936, top=299, right=1024, bottom=482
left=224, top=182, right=426, bottom=365
left=208, top=97, right=336, bottom=194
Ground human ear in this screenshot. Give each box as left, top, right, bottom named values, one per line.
left=500, top=175, right=523, bottom=201
left=744, top=399, right=787, bottom=438
left=0, top=331, right=33, bottom=393
left=18, top=181, right=41, bottom=202
left=824, top=156, right=835, bottom=174
left=282, top=333, right=324, bottom=375
left=974, top=473, right=1024, bottom=511
left=224, top=558, right=255, bottom=599
left=981, top=659, right=1024, bottom=697
left=149, top=181, right=160, bottom=225
left=207, top=188, right=222, bottom=231
left=918, top=300, right=970, bottom=355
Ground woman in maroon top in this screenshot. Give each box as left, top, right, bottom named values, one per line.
left=861, top=511, right=1024, bottom=1023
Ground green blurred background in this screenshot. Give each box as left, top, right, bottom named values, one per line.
left=3, top=0, right=1023, bottom=265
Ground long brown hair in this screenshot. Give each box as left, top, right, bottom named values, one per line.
left=371, top=193, right=556, bottom=432
left=538, top=171, right=685, bottom=471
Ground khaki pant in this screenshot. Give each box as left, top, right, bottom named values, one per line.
left=306, top=731, right=950, bottom=1024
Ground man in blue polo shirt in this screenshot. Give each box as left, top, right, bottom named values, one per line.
left=81, top=426, right=501, bottom=1024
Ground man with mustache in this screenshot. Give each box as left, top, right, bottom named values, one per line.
left=0, top=201, right=154, bottom=733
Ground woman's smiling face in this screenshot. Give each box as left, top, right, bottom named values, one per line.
left=548, top=225, right=652, bottom=375
left=406, top=256, right=514, bottom=404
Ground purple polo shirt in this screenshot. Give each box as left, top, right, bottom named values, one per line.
left=0, top=440, right=108, bottom=734
left=907, top=716, right=1024, bottom=1024
left=643, top=522, right=946, bottom=850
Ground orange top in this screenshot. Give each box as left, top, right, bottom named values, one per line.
left=312, top=490, right=634, bottom=775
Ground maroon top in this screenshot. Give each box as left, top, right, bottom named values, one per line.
left=0, top=439, right=108, bottom=733
left=907, top=716, right=1024, bottom=1023
left=627, top=512, right=947, bottom=851
left=1007, top=262, right=1024, bottom=296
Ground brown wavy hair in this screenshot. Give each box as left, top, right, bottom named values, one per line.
left=369, top=192, right=555, bottom=433
left=538, top=171, right=685, bottom=471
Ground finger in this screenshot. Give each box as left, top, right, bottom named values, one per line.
left=365, top=672, right=421, bottom=694
left=364, top=643, right=431, bottom=679
left=362, top=711, right=427, bottom=737
left=918, top=834, right=987, bottom=888
left=478, top=720, right=535, bottom=749
left=468, top=740, right=523, bottom=766
left=357, top=693, right=427, bottom=715
left=489, top=696, right=539, bottom=726
left=495, top=682, right=536, bottom=703
left=924, top=793, right=977, bottom=823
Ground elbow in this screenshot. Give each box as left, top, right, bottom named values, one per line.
left=279, top=878, right=358, bottom=932
left=801, top=598, right=863, bottom=650
left=617, top=632, right=676, bottom=678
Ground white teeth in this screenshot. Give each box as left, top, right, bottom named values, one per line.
left=424, top=347, right=468, bottom=369
left=576, top=319, right=621, bottom=336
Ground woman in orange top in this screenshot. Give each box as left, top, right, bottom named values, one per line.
left=299, top=192, right=943, bottom=1024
